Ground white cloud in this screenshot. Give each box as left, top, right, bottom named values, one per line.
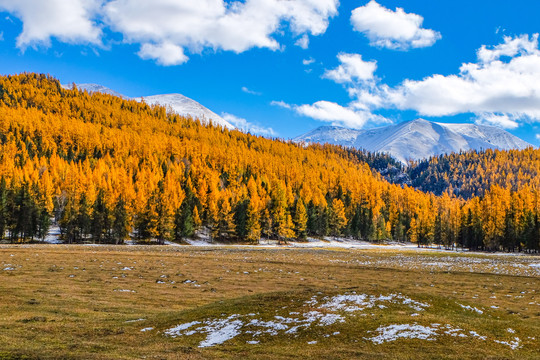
left=303, top=57, right=315, bottom=66
left=477, top=34, right=539, bottom=63
left=389, top=34, right=540, bottom=121
left=279, top=35, right=540, bottom=131
left=350, top=0, right=440, bottom=50
left=274, top=100, right=388, bottom=129
left=0, top=0, right=338, bottom=64
left=104, top=0, right=338, bottom=65
left=475, top=113, right=520, bottom=129
left=296, top=101, right=370, bottom=128
left=138, top=42, right=188, bottom=66
left=222, top=113, right=276, bottom=136
left=241, top=86, right=261, bottom=96
left=271, top=100, right=293, bottom=110
left=536, top=134, right=540, bottom=140
left=0, top=0, right=102, bottom=49
left=295, top=34, right=310, bottom=49
left=0, top=31, right=3, bottom=41
left=323, top=53, right=377, bottom=83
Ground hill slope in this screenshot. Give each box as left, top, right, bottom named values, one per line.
left=1, top=73, right=538, bottom=252
left=64, top=83, right=234, bottom=129
left=295, top=119, right=531, bottom=164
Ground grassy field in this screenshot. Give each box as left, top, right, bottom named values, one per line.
left=0, top=245, right=539, bottom=359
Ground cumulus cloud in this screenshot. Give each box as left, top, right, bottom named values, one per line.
left=138, top=42, right=188, bottom=66
left=222, top=113, right=276, bottom=136
left=273, top=100, right=387, bottom=129
left=295, top=34, right=309, bottom=49
left=475, top=113, right=520, bottom=129
left=536, top=134, right=540, bottom=140
left=279, top=35, right=540, bottom=130
left=389, top=34, right=540, bottom=123
left=0, top=0, right=338, bottom=64
left=0, top=0, right=102, bottom=49
left=104, top=0, right=338, bottom=65
left=477, top=34, right=539, bottom=63
left=350, top=0, right=440, bottom=50
left=296, top=101, right=377, bottom=128
left=323, top=53, right=377, bottom=83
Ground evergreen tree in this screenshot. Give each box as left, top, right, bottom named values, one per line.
left=0, top=177, right=8, bottom=240
left=112, top=197, right=130, bottom=244
left=293, top=198, right=308, bottom=241
left=329, top=199, right=347, bottom=238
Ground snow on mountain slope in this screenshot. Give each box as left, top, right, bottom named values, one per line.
left=62, top=83, right=234, bottom=129
left=132, top=94, right=234, bottom=129
left=294, top=119, right=531, bottom=164
left=62, top=83, right=127, bottom=99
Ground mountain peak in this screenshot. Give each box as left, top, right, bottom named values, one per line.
left=63, top=83, right=234, bottom=130
left=295, top=120, right=531, bottom=164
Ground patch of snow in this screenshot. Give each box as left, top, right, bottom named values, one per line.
left=198, top=317, right=244, bottom=348
left=125, top=318, right=146, bottom=323
left=366, top=324, right=439, bottom=344
left=458, top=304, right=484, bottom=314
left=140, top=327, right=154, bottom=332
left=165, top=321, right=202, bottom=337
left=320, top=293, right=430, bottom=313
left=495, top=337, right=521, bottom=350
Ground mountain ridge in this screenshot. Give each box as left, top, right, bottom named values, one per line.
left=63, top=83, right=234, bottom=129
left=295, top=119, right=532, bottom=164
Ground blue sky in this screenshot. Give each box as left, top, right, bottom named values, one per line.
left=1, top=0, right=540, bottom=145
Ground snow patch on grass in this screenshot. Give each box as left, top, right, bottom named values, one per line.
left=125, top=318, right=145, bottom=323
left=366, top=324, right=438, bottom=344
left=319, top=293, right=430, bottom=313
left=366, top=323, right=487, bottom=344
left=495, top=337, right=521, bottom=350
left=458, top=303, right=484, bottom=314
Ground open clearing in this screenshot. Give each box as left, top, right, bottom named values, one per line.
left=0, top=245, right=539, bottom=359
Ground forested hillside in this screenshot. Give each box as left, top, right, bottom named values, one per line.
left=0, top=73, right=538, bottom=252
left=406, top=149, right=540, bottom=198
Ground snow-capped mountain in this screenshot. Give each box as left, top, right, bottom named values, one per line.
left=63, top=83, right=126, bottom=99
left=132, top=94, right=234, bottom=129
left=294, top=119, right=531, bottom=164
left=62, top=83, right=234, bottom=129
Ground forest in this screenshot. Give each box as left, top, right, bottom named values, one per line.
left=0, top=73, right=538, bottom=252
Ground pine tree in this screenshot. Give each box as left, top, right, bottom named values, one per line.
left=293, top=198, right=308, bottom=241
left=217, top=197, right=236, bottom=241
left=271, top=183, right=294, bottom=242
left=329, top=199, right=347, bottom=238
left=0, top=177, right=8, bottom=240
left=112, top=197, right=130, bottom=244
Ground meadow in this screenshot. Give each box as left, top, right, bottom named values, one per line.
left=0, top=244, right=539, bottom=359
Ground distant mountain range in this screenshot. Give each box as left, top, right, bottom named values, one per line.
left=62, top=83, right=234, bottom=130
left=294, top=119, right=531, bottom=164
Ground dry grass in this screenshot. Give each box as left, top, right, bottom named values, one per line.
left=0, top=245, right=539, bottom=359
